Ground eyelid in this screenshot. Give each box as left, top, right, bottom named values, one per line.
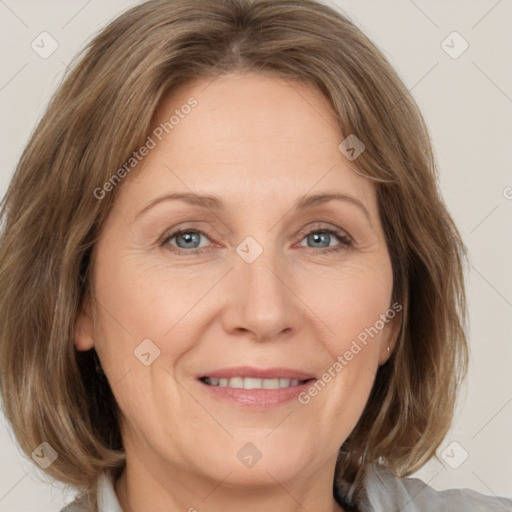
left=295, top=222, right=351, bottom=242
left=160, top=222, right=353, bottom=254
left=293, top=223, right=352, bottom=253
left=158, top=225, right=216, bottom=251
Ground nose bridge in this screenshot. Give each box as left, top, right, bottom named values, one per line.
left=239, top=238, right=287, bottom=306
left=226, top=237, right=295, bottom=340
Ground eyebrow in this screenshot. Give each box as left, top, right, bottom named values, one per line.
left=135, top=191, right=372, bottom=225
left=295, top=192, right=372, bottom=225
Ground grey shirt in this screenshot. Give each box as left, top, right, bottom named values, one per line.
left=61, top=463, right=512, bottom=512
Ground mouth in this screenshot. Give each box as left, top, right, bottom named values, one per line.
left=196, top=366, right=316, bottom=407
left=199, top=376, right=313, bottom=389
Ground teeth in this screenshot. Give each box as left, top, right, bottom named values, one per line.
left=262, top=379, right=279, bottom=389
left=230, top=377, right=244, bottom=389
left=204, top=377, right=305, bottom=389
left=244, top=377, right=262, bottom=389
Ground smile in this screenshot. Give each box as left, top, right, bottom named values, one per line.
left=196, top=366, right=317, bottom=407
left=200, top=377, right=311, bottom=389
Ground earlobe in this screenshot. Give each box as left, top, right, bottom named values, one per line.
left=378, top=309, right=402, bottom=365
left=74, top=302, right=95, bottom=351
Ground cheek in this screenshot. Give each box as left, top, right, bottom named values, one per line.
left=301, top=256, right=394, bottom=352
left=91, top=243, right=214, bottom=391
left=93, top=240, right=204, bottom=339
left=301, top=256, right=393, bottom=415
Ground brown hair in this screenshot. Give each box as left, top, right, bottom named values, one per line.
left=0, top=0, right=468, bottom=506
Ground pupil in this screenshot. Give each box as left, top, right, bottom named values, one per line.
left=174, top=232, right=331, bottom=250
left=178, top=232, right=199, bottom=248
left=310, top=232, right=329, bottom=248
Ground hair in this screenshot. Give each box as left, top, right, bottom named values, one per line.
left=0, top=0, right=468, bottom=508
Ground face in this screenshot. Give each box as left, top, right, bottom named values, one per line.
left=76, top=72, right=400, bottom=492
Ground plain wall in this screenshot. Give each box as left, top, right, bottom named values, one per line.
left=0, top=0, right=511, bottom=510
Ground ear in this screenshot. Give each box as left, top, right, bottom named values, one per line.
left=75, top=300, right=95, bottom=351
left=378, top=305, right=402, bottom=366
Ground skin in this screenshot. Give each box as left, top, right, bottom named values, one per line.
left=75, top=72, right=400, bottom=512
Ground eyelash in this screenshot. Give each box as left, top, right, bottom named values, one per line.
left=159, top=224, right=352, bottom=256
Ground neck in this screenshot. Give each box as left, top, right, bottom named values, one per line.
left=115, top=449, right=345, bottom=512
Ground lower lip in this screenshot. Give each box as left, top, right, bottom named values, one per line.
left=198, top=380, right=316, bottom=408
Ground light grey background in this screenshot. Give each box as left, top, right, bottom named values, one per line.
left=1, top=0, right=511, bottom=510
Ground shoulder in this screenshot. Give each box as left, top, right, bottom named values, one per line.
left=60, top=472, right=123, bottom=512
left=400, top=474, right=512, bottom=511
left=363, top=463, right=512, bottom=512
left=61, top=466, right=512, bottom=512
left=59, top=495, right=93, bottom=512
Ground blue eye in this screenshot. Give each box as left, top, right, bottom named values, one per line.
left=161, top=226, right=351, bottom=255
left=164, top=229, right=209, bottom=250
left=299, top=228, right=351, bottom=252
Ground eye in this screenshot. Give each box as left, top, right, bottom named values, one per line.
left=297, top=225, right=352, bottom=253
left=161, top=229, right=211, bottom=252
left=160, top=224, right=352, bottom=255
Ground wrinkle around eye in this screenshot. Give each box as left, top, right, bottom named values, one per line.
left=127, top=206, right=380, bottom=254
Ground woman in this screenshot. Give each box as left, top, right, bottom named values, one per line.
left=0, top=1, right=510, bottom=511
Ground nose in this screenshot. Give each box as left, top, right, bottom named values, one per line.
left=221, top=248, right=298, bottom=342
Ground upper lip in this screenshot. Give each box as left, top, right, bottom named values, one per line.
left=197, top=366, right=316, bottom=381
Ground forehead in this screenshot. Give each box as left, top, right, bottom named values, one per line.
left=118, top=72, right=377, bottom=218
left=153, top=72, right=341, bottom=166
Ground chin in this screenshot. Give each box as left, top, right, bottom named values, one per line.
left=188, top=431, right=319, bottom=486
